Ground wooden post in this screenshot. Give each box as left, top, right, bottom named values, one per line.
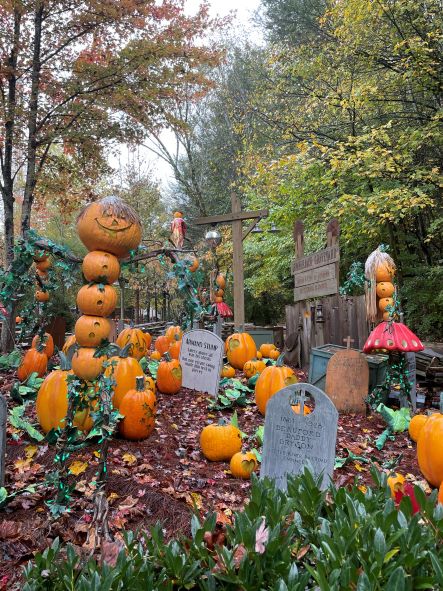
left=231, top=193, right=245, bottom=331
left=0, top=393, right=6, bottom=486
left=327, top=219, right=340, bottom=291
left=293, top=220, right=305, bottom=259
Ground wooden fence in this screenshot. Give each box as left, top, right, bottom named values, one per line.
left=285, top=294, right=369, bottom=367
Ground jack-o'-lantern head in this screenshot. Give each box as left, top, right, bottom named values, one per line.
left=173, top=211, right=183, bottom=219
left=77, top=196, right=142, bottom=258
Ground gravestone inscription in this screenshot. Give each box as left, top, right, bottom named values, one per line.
left=260, top=384, right=338, bottom=490
left=0, top=393, right=6, bottom=486
left=179, top=329, right=224, bottom=397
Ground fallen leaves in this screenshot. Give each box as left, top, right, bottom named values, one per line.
left=68, top=461, right=88, bottom=476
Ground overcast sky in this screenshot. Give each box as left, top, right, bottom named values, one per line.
left=110, top=0, right=262, bottom=192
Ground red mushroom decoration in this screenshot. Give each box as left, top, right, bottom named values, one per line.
left=215, top=301, right=233, bottom=318
left=363, top=321, right=424, bottom=354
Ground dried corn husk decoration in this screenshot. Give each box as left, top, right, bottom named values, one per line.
left=365, top=247, right=396, bottom=323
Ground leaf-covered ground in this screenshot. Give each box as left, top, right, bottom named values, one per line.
left=0, top=366, right=428, bottom=589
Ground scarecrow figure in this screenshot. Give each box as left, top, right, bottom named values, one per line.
left=170, top=211, right=186, bottom=249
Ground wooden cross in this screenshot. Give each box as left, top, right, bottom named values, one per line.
left=293, top=388, right=310, bottom=414
left=343, top=336, right=355, bottom=350
left=193, top=194, right=268, bottom=330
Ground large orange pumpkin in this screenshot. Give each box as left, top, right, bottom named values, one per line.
left=17, top=348, right=48, bottom=381
left=156, top=353, right=182, bottom=394
left=409, top=414, right=428, bottom=443
left=62, top=335, right=77, bottom=354
left=119, top=376, right=157, bottom=440
left=31, top=332, right=54, bottom=358
left=35, top=290, right=49, bottom=302
left=82, top=250, right=120, bottom=284
left=116, top=327, right=147, bottom=360
left=71, top=347, right=105, bottom=381
left=375, top=263, right=395, bottom=282
left=155, top=335, right=170, bottom=355
left=438, top=482, right=443, bottom=505
left=76, top=196, right=142, bottom=258
left=165, top=325, right=183, bottom=343
left=376, top=282, right=395, bottom=298
left=255, top=358, right=298, bottom=415
left=200, top=423, right=242, bottom=461
left=105, top=346, right=146, bottom=409
left=226, top=333, right=257, bottom=370
left=76, top=284, right=117, bottom=317
left=75, top=315, right=111, bottom=347
left=417, top=411, right=443, bottom=487
left=259, top=343, right=276, bottom=358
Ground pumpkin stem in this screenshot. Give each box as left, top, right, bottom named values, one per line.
left=59, top=351, right=72, bottom=371
left=276, top=353, right=286, bottom=367
left=136, top=375, right=145, bottom=391
left=163, top=351, right=171, bottom=362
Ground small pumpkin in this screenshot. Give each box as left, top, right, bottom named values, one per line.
left=36, top=268, right=48, bottom=280
left=76, top=196, right=142, bottom=258
left=375, top=263, right=395, bottom=283
left=291, top=403, right=311, bottom=415
left=168, top=336, right=182, bottom=360
left=376, top=282, right=395, bottom=298
left=143, top=332, right=152, bottom=349
left=155, top=335, right=170, bottom=355
left=409, top=414, right=428, bottom=443
left=189, top=257, right=199, bottom=273
left=17, top=348, right=48, bottom=381
left=269, top=349, right=280, bottom=360
left=215, top=274, right=226, bottom=289
left=417, top=409, right=443, bottom=487
left=72, top=347, right=105, bottom=381
left=31, top=332, right=54, bottom=358
left=243, top=359, right=266, bottom=379
left=119, top=376, right=157, bottom=440
left=33, top=251, right=48, bottom=262
left=150, top=350, right=162, bottom=361
left=75, top=315, right=111, bottom=347
left=259, top=343, right=276, bottom=358
left=230, top=451, right=257, bottom=479
left=200, top=422, right=242, bottom=461
left=255, top=356, right=298, bottom=415
left=156, top=353, right=182, bottom=394
left=76, top=283, right=117, bottom=317
left=15, top=316, right=22, bottom=324
left=221, top=364, right=235, bottom=378
left=215, top=296, right=223, bottom=303
left=256, top=351, right=263, bottom=360
left=387, top=472, right=405, bottom=499
left=35, top=290, right=49, bottom=302
left=215, top=289, right=224, bottom=298
left=226, top=332, right=257, bottom=370
left=62, top=335, right=77, bottom=354
left=378, top=297, right=394, bottom=313
left=36, top=258, right=51, bottom=272
left=165, top=325, right=183, bottom=343
left=105, top=345, right=147, bottom=409
left=82, top=250, right=120, bottom=284
left=116, top=327, right=147, bottom=360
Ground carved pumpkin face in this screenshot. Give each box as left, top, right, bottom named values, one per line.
left=75, top=315, right=111, bottom=347
left=77, top=196, right=142, bottom=258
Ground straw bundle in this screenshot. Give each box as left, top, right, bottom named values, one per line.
left=365, top=247, right=396, bottom=323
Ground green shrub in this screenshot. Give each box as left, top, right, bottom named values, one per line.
left=23, top=468, right=443, bottom=590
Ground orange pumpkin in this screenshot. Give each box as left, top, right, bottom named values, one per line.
left=387, top=472, right=405, bottom=499
left=35, top=290, right=49, bottom=302
left=255, top=358, right=298, bottom=415
left=116, top=327, right=147, bottom=360
left=221, top=365, right=235, bottom=378
left=215, top=289, right=224, bottom=298
left=376, top=282, right=395, bottom=298
left=76, top=196, right=142, bottom=258
left=31, top=332, right=54, bottom=358
left=165, top=325, right=183, bottom=343
left=375, top=263, right=395, bottom=282
left=291, top=403, right=311, bottom=415
left=156, top=353, right=182, bottom=394
left=15, top=316, right=22, bottom=324
left=71, top=347, right=105, bottom=381
left=143, top=332, right=152, bottom=349
left=62, top=335, right=77, bottom=354
left=200, top=423, right=242, bottom=461
left=259, top=343, right=276, bottom=358
left=36, top=268, right=48, bottom=280
left=119, top=376, right=157, bottom=440
left=256, top=351, right=263, bottom=360
left=33, top=251, right=48, bottom=262
left=269, top=349, right=280, bottom=360
left=438, top=482, right=443, bottom=505
left=226, top=332, right=257, bottom=370
left=230, top=451, right=257, bottom=479
left=378, top=297, right=394, bottom=313
left=243, top=359, right=266, bottom=379
left=215, top=274, right=226, bottom=289
left=189, top=257, right=199, bottom=272
left=76, top=284, right=117, bottom=317
left=417, top=411, right=443, bottom=487
left=82, top=250, right=120, bottom=284
left=409, top=414, right=428, bottom=443
left=168, top=336, right=181, bottom=360
left=36, top=258, right=51, bottom=272
left=75, top=315, right=111, bottom=347
left=105, top=346, right=147, bottom=409
left=150, top=350, right=162, bottom=361
left=155, top=335, right=170, bottom=355
left=17, top=348, right=48, bottom=381
left=215, top=296, right=223, bottom=303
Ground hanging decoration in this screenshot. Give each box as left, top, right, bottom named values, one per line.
left=170, top=211, right=187, bottom=249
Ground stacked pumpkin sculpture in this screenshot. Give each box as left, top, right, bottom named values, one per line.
left=34, top=249, right=51, bottom=303
left=365, top=247, right=397, bottom=323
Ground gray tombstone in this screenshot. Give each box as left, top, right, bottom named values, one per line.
left=179, top=329, right=224, bottom=397
left=260, top=383, right=338, bottom=490
left=0, top=393, right=6, bottom=487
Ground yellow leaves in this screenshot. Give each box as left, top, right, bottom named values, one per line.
left=14, top=458, right=32, bottom=473
left=122, top=453, right=137, bottom=466
left=68, top=461, right=88, bottom=476
left=25, top=445, right=38, bottom=459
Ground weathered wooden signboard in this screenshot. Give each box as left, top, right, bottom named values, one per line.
left=260, top=383, right=338, bottom=490
left=179, top=329, right=224, bottom=397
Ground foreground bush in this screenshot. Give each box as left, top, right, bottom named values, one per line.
left=24, top=469, right=443, bottom=590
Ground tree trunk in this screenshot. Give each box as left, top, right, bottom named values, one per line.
left=21, top=1, right=44, bottom=235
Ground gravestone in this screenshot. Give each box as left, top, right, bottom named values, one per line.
left=260, top=383, right=338, bottom=490
left=179, top=329, right=224, bottom=397
left=0, top=393, right=6, bottom=486
left=325, top=338, right=369, bottom=413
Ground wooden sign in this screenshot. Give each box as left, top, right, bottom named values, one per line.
left=0, top=393, right=6, bottom=486
left=179, top=329, right=224, bottom=397
left=292, top=245, right=340, bottom=303
left=325, top=343, right=369, bottom=413
left=260, top=383, right=338, bottom=490
left=292, top=245, right=340, bottom=275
